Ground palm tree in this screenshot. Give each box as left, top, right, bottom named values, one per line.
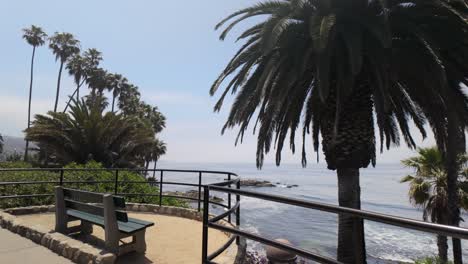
left=118, top=84, right=142, bottom=115
left=63, top=48, right=103, bottom=112
left=211, top=1, right=468, bottom=262
left=151, top=139, right=166, bottom=178
left=48, top=32, right=80, bottom=112
left=25, top=97, right=157, bottom=168
left=109, top=73, right=128, bottom=113
left=22, top=25, right=47, bottom=161
left=401, top=147, right=468, bottom=263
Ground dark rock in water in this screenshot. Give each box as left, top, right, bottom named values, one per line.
left=240, top=179, right=276, bottom=187
left=164, top=190, right=224, bottom=203
left=240, top=179, right=299, bottom=188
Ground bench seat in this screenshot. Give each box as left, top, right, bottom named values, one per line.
left=67, top=209, right=154, bottom=234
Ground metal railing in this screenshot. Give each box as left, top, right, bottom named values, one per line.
left=0, top=168, right=239, bottom=215
left=201, top=185, right=468, bottom=264
left=2, top=167, right=468, bottom=264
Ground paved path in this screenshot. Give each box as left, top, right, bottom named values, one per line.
left=0, top=227, right=73, bottom=264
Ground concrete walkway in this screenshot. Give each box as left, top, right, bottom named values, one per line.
left=0, top=227, right=73, bottom=264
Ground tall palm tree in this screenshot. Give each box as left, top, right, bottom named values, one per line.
left=48, top=32, right=80, bottom=112
left=109, top=73, right=128, bottom=113
left=25, top=97, right=157, bottom=168
left=118, top=84, right=141, bottom=115
left=63, top=48, right=103, bottom=112
left=151, top=139, right=166, bottom=178
left=211, top=1, right=468, bottom=262
left=22, top=25, right=47, bottom=161
left=401, top=147, right=468, bottom=263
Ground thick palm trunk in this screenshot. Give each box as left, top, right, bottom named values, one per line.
left=320, top=81, right=374, bottom=263
left=153, top=160, right=157, bottom=178
left=337, top=168, right=366, bottom=264
left=54, top=61, right=64, bottom=112
left=437, top=235, right=448, bottom=262
left=446, top=109, right=464, bottom=264
left=24, top=46, right=36, bottom=161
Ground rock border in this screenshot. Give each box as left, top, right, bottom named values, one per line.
left=0, top=204, right=245, bottom=264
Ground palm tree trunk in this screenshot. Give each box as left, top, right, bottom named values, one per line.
left=337, top=168, right=366, bottom=264
left=145, top=160, right=150, bottom=178
left=63, top=81, right=84, bottom=113
left=112, top=93, right=116, bottom=113
left=437, top=235, right=448, bottom=262
left=24, top=46, right=36, bottom=161
left=153, top=160, right=157, bottom=178
left=54, top=61, right=64, bottom=112
left=446, top=109, right=464, bottom=264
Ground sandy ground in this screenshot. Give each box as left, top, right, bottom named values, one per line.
left=18, top=212, right=237, bottom=264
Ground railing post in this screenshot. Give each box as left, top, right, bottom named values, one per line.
left=236, top=180, right=241, bottom=245
left=227, top=174, right=232, bottom=223
left=114, top=170, right=119, bottom=195
left=202, top=186, right=210, bottom=263
left=198, top=172, right=202, bottom=212
left=159, top=170, right=163, bottom=207
left=59, top=169, right=64, bottom=186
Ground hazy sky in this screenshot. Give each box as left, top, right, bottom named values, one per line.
left=0, top=0, right=436, bottom=166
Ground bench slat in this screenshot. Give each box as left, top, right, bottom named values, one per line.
left=67, top=209, right=153, bottom=234
left=63, top=188, right=126, bottom=208
left=65, top=199, right=128, bottom=222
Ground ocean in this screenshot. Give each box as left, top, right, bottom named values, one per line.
left=155, top=161, right=468, bottom=263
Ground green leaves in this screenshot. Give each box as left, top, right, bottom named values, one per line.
left=25, top=99, right=159, bottom=168
left=212, top=0, right=468, bottom=169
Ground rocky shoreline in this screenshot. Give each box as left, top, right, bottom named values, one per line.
left=240, top=179, right=298, bottom=188
left=164, top=190, right=224, bottom=203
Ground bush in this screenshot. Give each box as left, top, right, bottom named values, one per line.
left=0, top=161, right=187, bottom=208
left=415, top=257, right=453, bottom=264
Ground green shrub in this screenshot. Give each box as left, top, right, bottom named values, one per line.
left=414, top=257, right=453, bottom=264
left=0, top=161, right=187, bottom=208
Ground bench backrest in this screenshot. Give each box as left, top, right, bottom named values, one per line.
left=61, top=187, right=128, bottom=222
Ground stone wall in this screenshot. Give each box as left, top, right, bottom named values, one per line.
left=0, top=203, right=246, bottom=264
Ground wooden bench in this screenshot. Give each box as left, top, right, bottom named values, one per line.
left=54, top=186, right=154, bottom=255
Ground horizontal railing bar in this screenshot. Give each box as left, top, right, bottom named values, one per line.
left=207, top=235, right=237, bottom=261
left=209, top=202, right=240, bottom=223
left=209, top=186, right=468, bottom=240
left=0, top=168, right=238, bottom=177
left=62, top=181, right=115, bottom=184
left=153, top=181, right=200, bottom=187
left=0, top=181, right=59, bottom=186
left=0, top=194, right=54, bottom=199
left=209, top=223, right=341, bottom=264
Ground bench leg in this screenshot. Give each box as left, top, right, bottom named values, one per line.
left=80, top=220, right=93, bottom=235
left=134, top=230, right=147, bottom=253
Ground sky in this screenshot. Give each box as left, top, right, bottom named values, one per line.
left=0, top=0, right=437, bottom=166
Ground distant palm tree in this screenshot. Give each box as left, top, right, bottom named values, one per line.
left=22, top=25, right=47, bottom=161
left=63, top=48, right=103, bottom=112
left=25, top=97, right=157, bottom=168
left=212, top=1, right=468, bottom=262
left=144, top=139, right=166, bottom=177
left=401, top=147, right=468, bottom=263
left=48, top=32, right=80, bottom=112
left=118, top=84, right=141, bottom=115
left=109, top=73, right=128, bottom=113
